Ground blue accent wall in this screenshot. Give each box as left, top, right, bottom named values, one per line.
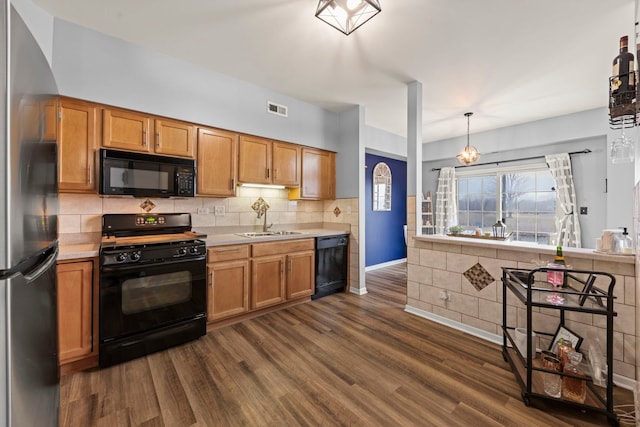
left=365, top=153, right=407, bottom=267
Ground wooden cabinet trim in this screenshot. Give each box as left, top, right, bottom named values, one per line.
left=251, top=238, right=315, bottom=258
left=207, top=244, right=249, bottom=262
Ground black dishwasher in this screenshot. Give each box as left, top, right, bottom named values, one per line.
left=313, top=234, right=349, bottom=300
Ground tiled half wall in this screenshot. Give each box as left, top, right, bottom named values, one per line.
left=406, top=197, right=637, bottom=380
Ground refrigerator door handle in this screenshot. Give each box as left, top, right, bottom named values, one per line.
left=23, top=245, right=58, bottom=283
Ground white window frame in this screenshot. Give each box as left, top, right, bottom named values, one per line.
left=456, top=162, right=554, bottom=241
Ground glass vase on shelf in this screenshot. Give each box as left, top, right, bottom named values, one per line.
left=611, top=116, right=634, bottom=164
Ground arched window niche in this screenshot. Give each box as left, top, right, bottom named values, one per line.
left=373, top=162, right=392, bottom=211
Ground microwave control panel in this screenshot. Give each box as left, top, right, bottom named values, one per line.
left=176, top=167, right=195, bottom=195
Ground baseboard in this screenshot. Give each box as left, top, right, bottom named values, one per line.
left=365, top=258, right=407, bottom=272
left=350, top=286, right=368, bottom=295
left=404, top=304, right=637, bottom=391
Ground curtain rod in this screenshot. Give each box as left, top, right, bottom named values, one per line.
left=430, top=149, right=592, bottom=172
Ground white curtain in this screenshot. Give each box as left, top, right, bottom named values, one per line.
left=435, top=167, right=458, bottom=234
left=545, top=153, right=582, bottom=248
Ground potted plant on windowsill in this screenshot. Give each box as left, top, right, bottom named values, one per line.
left=448, top=225, right=465, bottom=235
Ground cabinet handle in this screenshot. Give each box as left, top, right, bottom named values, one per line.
left=288, top=259, right=292, bottom=273
left=214, top=248, right=241, bottom=253
left=231, top=178, right=235, bottom=190
left=156, top=132, right=161, bottom=148
left=280, top=260, right=284, bottom=275
left=142, top=130, right=147, bottom=146
left=87, top=163, right=93, bottom=185
left=266, top=168, right=270, bottom=179
left=210, top=270, right=214, bottom=288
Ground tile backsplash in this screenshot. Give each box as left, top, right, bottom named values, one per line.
left=58, top=187, right=357, bottom=234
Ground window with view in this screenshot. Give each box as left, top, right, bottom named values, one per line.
left=457, top=166, right=556, bottom=244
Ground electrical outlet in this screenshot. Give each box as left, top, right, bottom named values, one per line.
left=197, top=207, right=209, bottom=215
left=214, top=206, right=225, bottom=216
left=438, top=290, right=449, bottom=301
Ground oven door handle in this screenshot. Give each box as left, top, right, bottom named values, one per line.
left=100, top=256, right=206, bottom=273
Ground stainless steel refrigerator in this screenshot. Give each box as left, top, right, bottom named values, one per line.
left=0, top=2, right=60, bottom=426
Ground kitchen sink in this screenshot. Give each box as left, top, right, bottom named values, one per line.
left=236, top=232, right=275, bottom=237
left=236, top=230, right=304, bottom=238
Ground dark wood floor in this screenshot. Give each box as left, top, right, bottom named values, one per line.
left=60, top=263, right=633, bottom=426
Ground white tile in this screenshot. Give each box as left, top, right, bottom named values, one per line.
left=59, top=194, right=103, bottom=215
left=102, top=197, right=143, bottom=213
left=58, top=215, right=81, bottom=233
left=80, top=215, right=101, bottom=233
left=215, top=212, right=240, bottom=226
left=174, top=198, right=203, bottom=213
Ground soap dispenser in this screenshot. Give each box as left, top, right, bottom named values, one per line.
left=613, top=227, right=633, bottom=255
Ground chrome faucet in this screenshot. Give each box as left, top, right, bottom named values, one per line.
left=251, top=197, right=272, bottom=232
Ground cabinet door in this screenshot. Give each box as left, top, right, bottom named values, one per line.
left=58, top=99, right=98, bottom=192
left=286, top=250, right=315, bottom=300
left=294, top=148, right=336, bottom=200
left=251, top=255, right=285, bottom=309
left=238, top=135, right=271, bottom=184
left=102, top=108, right=152, bottom=153
left=272, top=141, right=300, bottom=186
left=197, top=127, right=238, bottom=196
left=207, top=260, right=250, bottom=321
left=154, top=119, right=195, bottom=158
left=57, top=261, right=94, bottom=362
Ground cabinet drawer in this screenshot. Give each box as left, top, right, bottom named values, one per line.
left=207, top=245, right=249, bottom=262
left=251, top=238, right=314, bottom=257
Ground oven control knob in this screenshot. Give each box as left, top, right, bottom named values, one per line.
left=130, top=252, right=141, bottom=261
left=178, top=247, right=187, bottom=256
left=116, top=253, right=128, bottom=262
left=189, top=246, right=199, bottom=254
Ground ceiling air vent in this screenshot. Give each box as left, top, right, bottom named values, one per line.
left=267, top=101, right=288, bottom=117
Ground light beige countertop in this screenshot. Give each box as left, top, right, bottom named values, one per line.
left=58, top=224, right=351, bottom=261
left=414, top=234, right=635, bottom=264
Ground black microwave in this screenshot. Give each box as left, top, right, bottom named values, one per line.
left=99, top=149, right=195, bottom=198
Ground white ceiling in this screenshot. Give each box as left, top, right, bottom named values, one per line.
left=31, top=0, right=635, bottom=143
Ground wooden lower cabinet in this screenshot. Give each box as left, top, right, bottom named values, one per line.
left=286, top=250, right=315, bottom=300
left=251, top=255, right=286, bottom=310
left=251, top=239, right=315, bottom=309
left=207, top=245, right=250, bottom=321
left=56, top=258, right=98, bottom=375
left=206, top=239, right=315, bottom=324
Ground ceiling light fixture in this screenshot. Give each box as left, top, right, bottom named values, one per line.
left=315, top=0, right=381, bottom=35
left=457, top=112, right=480, bottom=166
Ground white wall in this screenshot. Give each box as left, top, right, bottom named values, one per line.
left=11, top=0, right=53, bottom=66
left=364, top=125, right=406, bottom=159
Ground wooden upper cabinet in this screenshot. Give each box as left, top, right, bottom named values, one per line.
left=154, top=119, right=195, bottom=158
left=289, top=147, right=336, bottom=200
left=42, top=97, right=58, bottom=141
left=197, top=127, right=238, bottom=196
left=272, top=141, right=300, bottom=187
left=238, top=135, right=300, bottom=186
left=102, top=108, right=195, bottom=158
left=58, top=98, right=98, bottom=192
left=102, top=108, right=152, bottom=153
left=238, top=135, right=272, bottom=184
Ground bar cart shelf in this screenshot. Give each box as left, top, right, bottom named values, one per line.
left=501, top=267, right=618, bottom=425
